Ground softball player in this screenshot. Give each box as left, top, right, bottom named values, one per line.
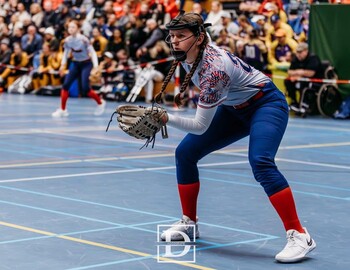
left=156, top=11, right=316, bottom=263
left=52, top=20, right=105, bottom=117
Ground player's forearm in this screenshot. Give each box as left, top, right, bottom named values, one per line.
left=167, top=106, right=217, bottom=135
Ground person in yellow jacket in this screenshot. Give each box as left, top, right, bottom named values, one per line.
left=91, top=27, right=108, bottom=62
left=32, top=42, right=51, bottom=90
left=268, top=28, right=298, bottom=71
left=48, top=44, right=63, bottom=86
left=0, top=42, right=29, bottom=88
left=265, top=14, right=294, bottom=49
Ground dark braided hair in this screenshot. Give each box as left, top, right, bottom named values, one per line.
left=154, top=12, right=209, bottom=106
left=154, top=60, right=179, bottom=103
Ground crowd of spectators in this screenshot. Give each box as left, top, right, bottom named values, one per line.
left=0, top=0, right=344, bottom=102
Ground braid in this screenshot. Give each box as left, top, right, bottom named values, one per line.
left=154, top=60, right=179, bottom=103
left=174, top=40, right=207, bottom=106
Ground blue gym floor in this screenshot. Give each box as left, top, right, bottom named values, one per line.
left=0, top=93, right=349, bottom=270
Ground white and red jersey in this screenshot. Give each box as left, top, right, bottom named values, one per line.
left=181, top=44, right=271, bottom=108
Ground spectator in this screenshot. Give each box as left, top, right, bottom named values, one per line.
left=125, top=15, right=148, bottom=60
left=30, top=3, right=44, bottom=29
left=99, top=51, right=117, bottom=85
left=268, top=28, right=297, bottom=70
left=86, top=0, right=106, bottom=22
left=47, top=44, right=63, bottom=87
left=210, top=11, right=239, bottom=41
left=116, top=2, right=132, bottom=31
left=236, top=14, right=254, bottom=42
left=215, top=28, right=236, bottom=53
left=260, top=1, right=288, bottom=23
left=0, top=38, right=12, bottom=73
left=192, top=2, right=208, bottom=21
left=266, top=14, right=294, bottom=48
left=204, top=0, right=224, bottom=30
left=106, top=28, right=125, bottom=55
left=102, top=0, right=115, bottom=16
left=102, top=13, right=118, bottom=40
left=243, top=29, right=268, bottom=72
left=138, top=1, right=153, bottom=25
left=54, top=4, right=77, bottom=40
left=113, top=0, right=125, bottom=19
left=32, top=42, right=51, bottom=90
left=151, top=0, right=170, bottom=26
left=42, top=0, right=64, bottom=10
left=136, top=18, right=164, bottom=59
left=10, top=25, right=24, bottom=46
left=91, top=26, right=108, bottom=61
left=164, top=0, right=179, bottom=19
left=15, top=2, right=31, bottom=25
left=21, top=25, right=43, bottom=61
left=0, top=42, right=29, bottom=88
left=239, top=0, right=261, bottom=16
left=139, top=40, right=171, bottom=103
left=44, top=27, right=60, bottom=53
left=285, top=42, right=323, bottom=108
left=40, top=1, right=58, bottom=34
left=250, top=14, right=268, bottom=42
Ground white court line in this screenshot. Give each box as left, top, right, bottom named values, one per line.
left=1, top=140, right=350, bottom=169
left=221, top=151, right=350, bottom=170
left=0, top=161, right=249, bottom=183
left=1, top=121, right=350, bottom=135
left=1, top=156, right=350, bottom=184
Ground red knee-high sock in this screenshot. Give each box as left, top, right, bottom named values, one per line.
left=269, top=187, right=305, bottom=233
left=61, top=89, right=69, bottom=110
left=87, top=90, right=102, bottom=104
left=178, top=182, right=200, bottom=222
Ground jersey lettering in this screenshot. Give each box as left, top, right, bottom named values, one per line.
left=226, top=51, right=252, bottom=74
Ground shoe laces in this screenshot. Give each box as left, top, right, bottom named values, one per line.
left=286, top=231, right=300, bottom=247
left=173, top=218, right=191, bottom=229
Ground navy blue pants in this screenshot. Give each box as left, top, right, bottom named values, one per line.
left=63, top=60, right=93, bottom=95
left=175, top=86, right=290, bottom=196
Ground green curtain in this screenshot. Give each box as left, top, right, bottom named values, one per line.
left=309, top=4, right=350, bottom=97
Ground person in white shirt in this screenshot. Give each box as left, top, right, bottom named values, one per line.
left=155, top=11, right=316, bottom=264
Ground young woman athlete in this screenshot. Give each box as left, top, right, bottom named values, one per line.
left=155, top=11, right=316, bottom=263
left=52, top=20, right=106, bottom=117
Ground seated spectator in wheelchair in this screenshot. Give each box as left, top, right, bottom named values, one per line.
left=284, top=42, right=323, bottom=108
left=0, top=42, right=29, bottom=89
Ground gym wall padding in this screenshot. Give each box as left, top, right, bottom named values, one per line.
left=309, top=4, right=350, bottom=97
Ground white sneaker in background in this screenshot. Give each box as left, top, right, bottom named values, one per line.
left=160, top=215, right=199, bottom=241
left=52, top=108, right=69, bottom=118
left=94, top=99, right=106, bottom=116
left=275, top=227, right=316, bottom=263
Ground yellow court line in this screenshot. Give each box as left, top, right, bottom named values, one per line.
left=0, top=221, right=215, bottom=270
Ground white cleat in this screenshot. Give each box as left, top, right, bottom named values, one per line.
left=160, top=215, right=199, bottom=241
left=94, top=99, right=106, bottom=116
left=52, top=108, right=69, bottom=118
left=275, top=227, right=316, bottom=263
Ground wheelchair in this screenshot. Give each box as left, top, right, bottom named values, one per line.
left=292, top=61, right=342, bottom=117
